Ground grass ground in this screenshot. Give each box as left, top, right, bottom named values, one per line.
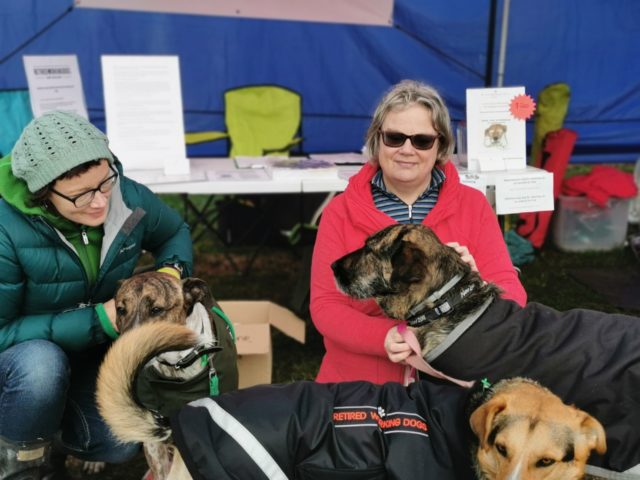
left=88, top=197, right=640, bottom=480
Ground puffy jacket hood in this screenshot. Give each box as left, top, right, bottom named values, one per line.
left=0, top=153, right=103, bottom=283
left=0, top=154, right=86, bottom=230
left=0, top=154, right=47, bottom=217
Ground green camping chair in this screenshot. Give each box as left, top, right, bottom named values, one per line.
left=0, top=89, right=33, bottom=157
left=183, top=85, right=303, bottom=275
left=185, top=84, right=302, bottom=157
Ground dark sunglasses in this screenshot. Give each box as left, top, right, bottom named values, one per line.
left=379, top=130, right=440, bottom=150
left=51, top=164, right=119, bottom=208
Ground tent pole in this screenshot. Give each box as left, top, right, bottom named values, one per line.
left=496, top=0, right=511, bottom=87
left=484, top=0, right=498, bottom=86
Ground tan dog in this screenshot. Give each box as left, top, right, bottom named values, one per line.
left=484, top=123, right=508, bottom=147
left=101, top=271, right=225, bottom=480
left=332, top=224, right=640, bottom=475
left=470, top=378, right=605, bottom=480
left=97, top=321, right=604, bottom=480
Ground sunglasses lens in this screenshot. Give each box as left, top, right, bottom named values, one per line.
left=382, top=132, right=406, bottom=147
left=411, top=135, right=437, bottom=150
left=380, top=131, right=438, bottom=150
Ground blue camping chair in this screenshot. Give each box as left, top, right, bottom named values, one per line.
left=0, top=89, right=33, bottom=157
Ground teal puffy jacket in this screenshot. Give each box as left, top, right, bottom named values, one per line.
left=0, top=164, right=193, bottom=352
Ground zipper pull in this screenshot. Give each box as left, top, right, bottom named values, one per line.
left=81, top=228, right=89, bottom=245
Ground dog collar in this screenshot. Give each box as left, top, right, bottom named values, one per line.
left=407, top=274, right=476, bottom=327
left=155, top=341, right=222, bottom=370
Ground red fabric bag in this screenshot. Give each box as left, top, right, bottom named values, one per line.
left=517, top=128, right=577, bottom=248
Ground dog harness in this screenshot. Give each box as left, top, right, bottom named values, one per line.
left=171, top=380, right=478, bottom=480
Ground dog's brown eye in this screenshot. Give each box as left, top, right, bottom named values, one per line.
left=536, top=458, right=555, bottom=468
left=150, top=307, right=164, bottom=316
left=495, top=444, right=508, bottom=457
left=116, top=307, right=126, bottom=316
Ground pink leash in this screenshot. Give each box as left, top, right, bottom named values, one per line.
left=397, top=323, right=475, bottom=389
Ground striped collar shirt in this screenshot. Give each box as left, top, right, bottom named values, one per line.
left=371, top=167, right=446, bottom=224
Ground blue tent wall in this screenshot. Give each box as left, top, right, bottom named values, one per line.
left=1, top=0, right=638, bottom=163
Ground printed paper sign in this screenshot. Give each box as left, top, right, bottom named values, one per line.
left=459, top=172, right=487, bottom=196
left=101, top=55, right=189, bottom=175
left=495, top=170, right=554, bottom=215
left=466, top=87, right=527, bottom=171
left=23, top=55, right=88, bottom=119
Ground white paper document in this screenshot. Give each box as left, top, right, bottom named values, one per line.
left=234, top=156, right=282, bottom=169
left=466, top=87, right=527, bottom=171
left=126, top=169, right=206, bottom=185
left=23, top=55, right=88, bottom=119
left=494, top=170, right=554, bottom=215
left=101, top=55, right=189, bottom=175
left=459, top=172, right=488, bottom=196
left=266, top=158, right=339, bottom=180
left=207, top=169, right=271, bottom=182
left=309, top=152, right=367, bottom=165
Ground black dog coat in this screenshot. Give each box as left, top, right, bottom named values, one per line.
left=428, top=298, right=640, bottom=474
left=171, top=380, right=476, bottom=480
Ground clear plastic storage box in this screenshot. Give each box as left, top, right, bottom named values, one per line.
left=553, top=195, right=630, bottom=251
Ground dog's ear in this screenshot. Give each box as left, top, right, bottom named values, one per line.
left=182, top=278, right=212, bottom=314
left=390, top=242, right=427, bottom=285
left=469, top=395, right=508, bottom=449
left=578, top=410, right=607, bottom=455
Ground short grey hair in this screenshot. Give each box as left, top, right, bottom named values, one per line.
left=364, top=80, right=454, bottom=165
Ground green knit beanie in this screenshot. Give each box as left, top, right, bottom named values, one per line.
left=11, top=111, right=114, bottom=192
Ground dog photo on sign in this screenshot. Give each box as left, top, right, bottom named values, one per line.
left=483, top=123, right=508, bottom=148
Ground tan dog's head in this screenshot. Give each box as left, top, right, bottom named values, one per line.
left=114, top=271, right=211, bottom=333
left=485, top=123, right=507, bottom=144
left=331, top=224, right=482, bottom=319
left=470, top=378, right=606, bottom=480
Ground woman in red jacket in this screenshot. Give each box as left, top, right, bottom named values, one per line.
left=310, top=80, right=526, bottom=384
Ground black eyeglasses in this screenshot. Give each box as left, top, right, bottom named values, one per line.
left=51, top=165, right=118, bottom=208
left=379, top=130, right=440, bottom=150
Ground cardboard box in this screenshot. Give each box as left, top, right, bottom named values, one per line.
left=218, top=300, right=306, bottom=388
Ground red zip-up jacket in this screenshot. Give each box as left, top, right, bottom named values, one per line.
left=310, top=161, right=526, bottom=384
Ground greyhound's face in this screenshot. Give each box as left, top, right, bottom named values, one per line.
left=114, top=272, right=209, bottom=333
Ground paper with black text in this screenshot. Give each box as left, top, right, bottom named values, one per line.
left=23, top=55, right=88, bottom=119
left=495, top=170, right=554, bottom=215
left=466, top=87, right=527, bottom=171
left=101, top=55, right=189, bottom=175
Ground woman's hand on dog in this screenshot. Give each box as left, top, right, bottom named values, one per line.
left=384, top=325, right=415, bottom=364
left=446, top=242, right=478, bottom=272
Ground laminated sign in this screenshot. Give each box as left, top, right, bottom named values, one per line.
left=466, top=86, right=533, bottom=172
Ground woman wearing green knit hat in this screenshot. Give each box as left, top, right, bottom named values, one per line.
left=0, top=111, right=193, bottom=479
